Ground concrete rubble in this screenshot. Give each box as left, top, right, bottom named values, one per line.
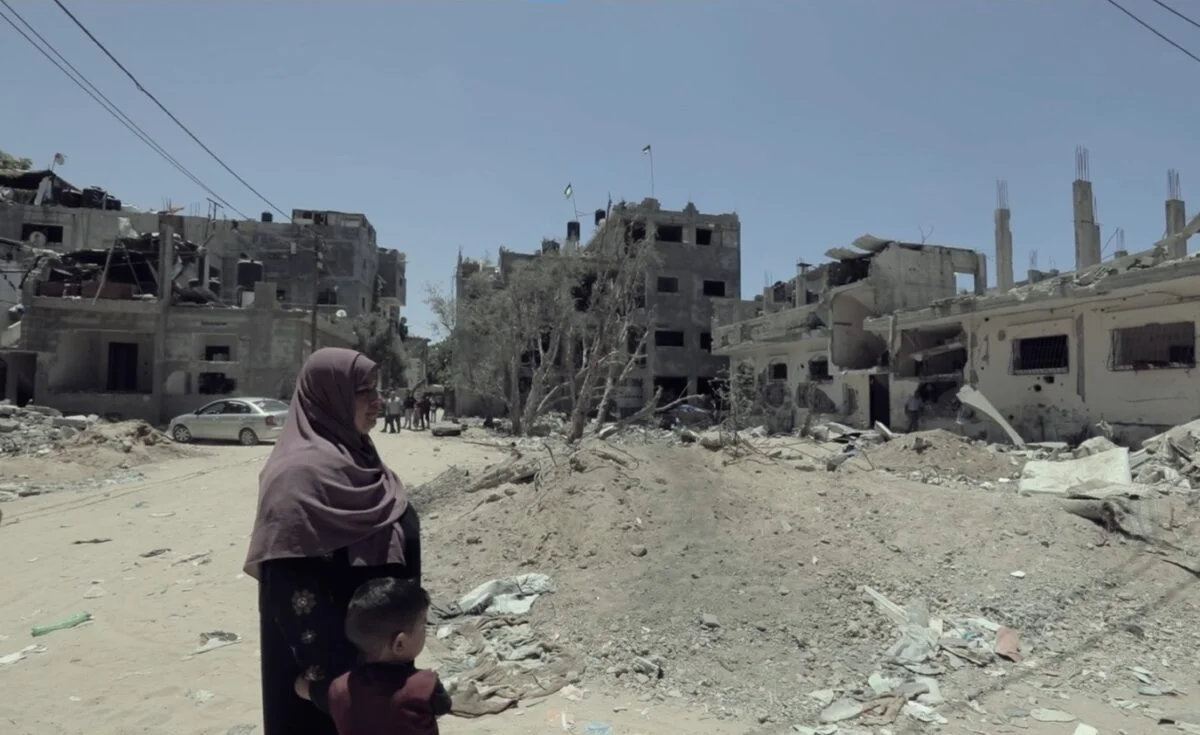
left=0, top=401, right=96, bottom=456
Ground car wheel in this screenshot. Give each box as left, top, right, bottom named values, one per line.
left=239, top=428, right=259, bottom=446
left=172, top=425, right=192, bottom=443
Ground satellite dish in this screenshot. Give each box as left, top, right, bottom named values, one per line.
left=28, top=231, right=47, bottom=248
left=335, top=309, right=348, bottom=319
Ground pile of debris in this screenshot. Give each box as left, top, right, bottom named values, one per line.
left=0, top=402, right=95, bottom=456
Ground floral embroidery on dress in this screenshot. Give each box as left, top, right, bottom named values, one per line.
left=304, top=664, right=325, bottom=682
left=291, top=589, right=317, bottom=616
left=300, top=629, right=316, bottom=645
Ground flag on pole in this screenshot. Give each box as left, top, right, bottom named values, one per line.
left=52, top=153, right=66, bottom=166
left=641, top=144, right=652, bottom=155
left=563, top=183, right=573, bottom=199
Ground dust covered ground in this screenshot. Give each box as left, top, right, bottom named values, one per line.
left=2, top=424, right=1200, bottom=734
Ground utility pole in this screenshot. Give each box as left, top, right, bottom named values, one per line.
left=152, top=214, right=180, bottom=424
left=309, top=233, right=323, bottom=357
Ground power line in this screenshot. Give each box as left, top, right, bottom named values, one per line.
left=1149, top=0, right=1200, bottom=32
left=0, top=2, right=249, bottom=219
left=51, top=0, right=289, bottom=219
left=1104, top=0, right=1200, bottom=66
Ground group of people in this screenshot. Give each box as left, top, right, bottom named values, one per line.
left=246, top=348, right=448, bottom=734
left=382, top=391, right=434, bottom=433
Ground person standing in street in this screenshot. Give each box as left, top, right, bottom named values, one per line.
left=384, top=392, right=403, bottom=433
left=402, top=393, right=416, bottom=430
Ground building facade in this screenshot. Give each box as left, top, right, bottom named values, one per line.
left=712, top=235, right=987, bottom=431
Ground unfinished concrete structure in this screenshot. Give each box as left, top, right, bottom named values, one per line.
left=994, top=180, right=1014, bottom=292
left=712, top=236, right=986, bottom=431
left=0, top=169, right=402, bottom=318
left=1073, top=146, right=1102, bottom=271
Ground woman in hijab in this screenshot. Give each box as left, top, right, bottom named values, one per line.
left=244, top=347, right=421, bottom=734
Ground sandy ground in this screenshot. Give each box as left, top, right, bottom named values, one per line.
left=0, top=432, right=746, bottom=735
left=2, top=428, right=1199, bottom=735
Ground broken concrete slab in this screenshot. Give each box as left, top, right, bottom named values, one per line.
left=958, top=385, right=1025, bottom=447
left=1018, top=447, right=1131, bottom=495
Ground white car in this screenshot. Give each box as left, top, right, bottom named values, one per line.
left=168, top=397, right=289, bottom=446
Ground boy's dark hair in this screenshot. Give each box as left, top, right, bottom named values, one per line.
left=344, top=577, right=430, bottom=651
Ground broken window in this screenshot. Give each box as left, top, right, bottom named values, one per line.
left=1011, top=334, right=1069, bottom=375
left=656, top=276, right=679, bottom=293
left=654, top=330, right=685, bottom=348
left=1110, top=321, right=1196, bottom=370
left=699, top=331, right=713, bottom=352
left=702, top=280, right=726, bottom=297
left=808, top=357, right=831, bottom=381
left=204, top=345, right=233, bottom=361
left=276, top=289, right=287, bottom=302
left=653, top=376, right=688, bottom=405
left=317, top=288, right=338, bottom=305
left=198, top=372, right=237, bottom=395
left=21, top=223, right=64, bottom=244
left=656, top=225, right=684, bottom=243
left=625, top=221, right=647, bottom=245
left=769, top=363, right=788, bottom=380
left=695, top=227, right=713, bottom=246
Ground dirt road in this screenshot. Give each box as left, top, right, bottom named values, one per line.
left=0, top=432, right=747, bottom=735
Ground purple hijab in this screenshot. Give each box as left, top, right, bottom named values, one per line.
left=244, top=347, right=407, bottom=579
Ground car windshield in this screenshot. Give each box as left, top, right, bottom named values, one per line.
left=253, top=399, right=290, bottom=413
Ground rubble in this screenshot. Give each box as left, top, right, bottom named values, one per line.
left=0, top=402, right=96, bottom=455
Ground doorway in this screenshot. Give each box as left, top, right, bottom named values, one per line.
left=868, top=374, right=891, bottom=428
left=106, top=342, right=139, bottom=392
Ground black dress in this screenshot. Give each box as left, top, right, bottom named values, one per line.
left=258, top=505, right=421, bottom=735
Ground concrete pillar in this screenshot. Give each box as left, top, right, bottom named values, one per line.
left=1072, top=180, right=1100, bottom=270
left=1166, top=199, right=1187, bottom=258
left=994, top=207, right=1013, bottom=291
left=974, top=252, right=988, bottom=295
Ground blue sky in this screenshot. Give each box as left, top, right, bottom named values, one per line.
left=3, top=1, right=1197, bottom=336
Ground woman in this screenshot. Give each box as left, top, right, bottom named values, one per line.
left=244, top=347, right=421, bottom=734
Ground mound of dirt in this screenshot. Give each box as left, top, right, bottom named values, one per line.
left=415, top=439, right=1200, bottom=728
left=864, top=428, right=1024, bottom=486
left=59, top=419, right=201, bottom=467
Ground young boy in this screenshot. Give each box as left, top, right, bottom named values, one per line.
left=296, top=578, right=451, bottom=734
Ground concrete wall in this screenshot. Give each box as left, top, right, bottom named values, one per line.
left=716, top=335, right=845, bottom=431
left=19, top=290, right=355, bottom=421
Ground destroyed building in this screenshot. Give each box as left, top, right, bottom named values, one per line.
left=713, top=158, right=1198, bottom=445
left=0, top=170, right=408, bottom=419
left=452, top=199, right=741, bottom=415
left=0, top=168, right=405, bottom=319
left=712, top=236, right=986, bottom=431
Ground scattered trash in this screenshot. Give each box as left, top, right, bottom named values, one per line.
left=583, top=722, right=612, bottom=735
left=194, top=630, right=239, bottom=654
left=71, top=538, right=111, bottom=545
left=0, top=643, right=46, bottom=665
left=31, top=612, right=92, bottom=638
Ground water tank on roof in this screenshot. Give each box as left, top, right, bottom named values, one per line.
left=81, top=187, right=106, bottom=209
left=236, top=259, right=265, bottom=290
left=594, top=209, right=605, bottom=226
left=261, top=212, right=273, bottom=223
left=567, top=220, right=581, bottom=241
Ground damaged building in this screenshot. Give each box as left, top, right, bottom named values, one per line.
left=713, top=158, right=1199, bottom=445
left=0, top=167, right=406, bottom=319
left=453, top=198, right=741, bottom=415
left=0, top=168, right=408, bottom=419
left=866, top=247, right=1200, bottom=445
left=712, top=235, right=986, bottom=432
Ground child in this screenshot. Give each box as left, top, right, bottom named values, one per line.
left=296, top=578, right=451, bottom=734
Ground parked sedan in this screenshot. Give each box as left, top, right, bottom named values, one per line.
left=168, top=397, right=289, bottom=446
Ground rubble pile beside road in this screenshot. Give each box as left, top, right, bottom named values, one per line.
left=0, top=402, right=96, bottom=456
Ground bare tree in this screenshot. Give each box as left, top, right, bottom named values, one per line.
left=427, top=219, right=660, bottom=438
left=714, top=358, right=761, bottom=439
